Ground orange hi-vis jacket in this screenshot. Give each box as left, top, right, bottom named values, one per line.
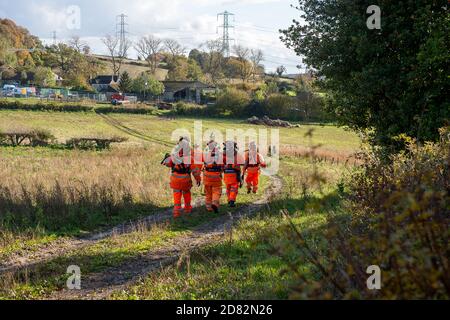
left=190, top=148, right=203, bottom=184
left=223, top=152, right=243, bottom=185
left=203, top=150, right=224, bottom=187
left=243, top=151, right=267, bottom=175
left=163, top=155, right=193, bottom=191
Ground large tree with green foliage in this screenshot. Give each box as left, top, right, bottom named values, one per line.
left=119, top=71, right=132, bottom=93
left=131, top=73, right=165, bottom=99
left=34, top=66, right=56, bottom=87
left=281, top=0, right=449, bottom=150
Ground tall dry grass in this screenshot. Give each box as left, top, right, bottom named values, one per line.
left=280, top=144, right=360, bottom=166
left=279, top=130, right=449, bottom=299
left=0, top=147, right=172, bottom=235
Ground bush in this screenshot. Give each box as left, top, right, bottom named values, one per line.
left=0, top=128, right=56, bottom=147
left=95, top=105, right=157, bottom=115
left=172, top=102, right=219, bottom=118
left=65, top=136, right=128, bottom=150
left=29, top=129, right=56, bottom=146
left=215, top=87, right=250, bottom=116
left=0, top=99, right=160, bottom=115
left=283, top=129, right=450, bottom=299
left=263, top=94, right=296, bottom=119
left=0, top=99, right=94, bottom=112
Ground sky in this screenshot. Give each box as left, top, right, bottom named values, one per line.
left=0, top=0, right=304, bottom=73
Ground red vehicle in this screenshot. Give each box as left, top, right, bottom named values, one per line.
left=111, top=93, right=125, bottom=101
left=111, top=93, right=130, bottom=105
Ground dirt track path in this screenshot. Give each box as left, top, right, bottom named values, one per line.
left=47, top=175, right=282, bottom=300
left=0, top=197, right=204, bottom=275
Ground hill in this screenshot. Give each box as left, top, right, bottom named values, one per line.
left=91, top=54, right=168, bottom=81
left=0, top=18, right=41, bottom=68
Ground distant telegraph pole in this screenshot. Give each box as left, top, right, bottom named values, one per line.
left=116, top=14, right=128, bottom=55
left=217, top=11, right=234, bottom=57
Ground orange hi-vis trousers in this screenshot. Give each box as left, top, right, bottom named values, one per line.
left=203, top=170, right=223, bottom=211
left=204, top=185, right=222, bottom=211
left=223, top=168, right=240, bottom=202
left=170, top=172, right=193, bottom=217
left=246, top=171, right=260, bottom=193
left=173, top=189, right=192, bottom=216
left=226, top=184, right=239, bottom=202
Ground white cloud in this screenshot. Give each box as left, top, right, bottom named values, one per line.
left=1, top=0, right=302, bottom=73
left=220, top=0, right=281, bottom=5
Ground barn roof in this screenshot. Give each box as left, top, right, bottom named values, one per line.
left=162, top=81, right=214, bottom=92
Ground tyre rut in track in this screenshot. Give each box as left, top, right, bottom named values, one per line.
left=97, top=113, right=173, bottom=147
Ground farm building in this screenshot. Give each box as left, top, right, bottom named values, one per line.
left=162, top=81, right=215, bottom=104
left=89, top=75, right=120, bottom=93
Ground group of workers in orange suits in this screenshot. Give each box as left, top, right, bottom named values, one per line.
left=162, top=137, right=266, bottom=218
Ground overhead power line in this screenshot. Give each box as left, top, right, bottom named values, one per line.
left=235, top=24, right=280, bottom=34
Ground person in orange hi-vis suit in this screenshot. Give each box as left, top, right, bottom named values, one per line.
left=223, top=141, right=244, bottom=208
left=190, top=143, right=203, bottom=188
left=162, top=137, right=196, bottom=218
left=203, top=140, right=224, bottom=213
left=242, top=141, right=267, bottom=194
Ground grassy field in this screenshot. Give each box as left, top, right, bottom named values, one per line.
left=0, top=109, right=360, bottom=246
left=0, top=109, right=361, bottom=299
left=0, top=110, right=361, bottom=151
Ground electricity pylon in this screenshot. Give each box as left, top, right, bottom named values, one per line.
left=217, top=11, right=234, bottom=57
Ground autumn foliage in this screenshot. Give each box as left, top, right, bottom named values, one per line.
left=282, top=129, right=449, bottom=299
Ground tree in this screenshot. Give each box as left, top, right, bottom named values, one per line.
left=276, top=65, right=287, bottom=77
left=163, top=39, right=186, bottom=62
left=101, top=34, right=131, bottom=77
left=34, top=66, right=56, bottom=87
left=45, top=43, right=75, bottom=75
left=131, top=73, right=164, bottom=99
left=0, top=38, right=17, bottom=67
left=281, top=0, right=449, bottom=150
left=135, top=35, right=163, bottom=74
left=42, top=43, right=102, bottom=89
left=69, top=35, right=88, bottom=53
left=118, top=71, right=132, bottom=93
left=232, top=44, right=253, bottom=82
left=224, top=57, right=242, bottom=80
left=201, top=40, right=225, bottom=85
left=187, top=58, right=204, bottom=81
left=20, top=70, right=28, bottom=85
left=0, top=18, right=41, bottom=68
left=250, top=49, right=264, bottom=80
left=188, top=49, right=206, bottom=69
left=166, top=55, right=189, bottom=81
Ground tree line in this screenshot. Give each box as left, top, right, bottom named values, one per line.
left=102, top=32, right=267, bottom=86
